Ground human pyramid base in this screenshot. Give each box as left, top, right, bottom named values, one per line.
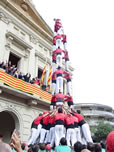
left=27, top=106, right=93, bottom=148
left=27, top=19, right=93, bottom=148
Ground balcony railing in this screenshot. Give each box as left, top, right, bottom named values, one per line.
left=82, top=110, right=114, bottom=119
left=0, top=70, right=51, bottom=102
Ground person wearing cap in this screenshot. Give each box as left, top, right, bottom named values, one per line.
left=54, top=108, right=67, bottom=146
left=54, top=67, right=67, bottom=94
left=27, top=113, right=43, bottom=146
left=53, top=48, right=64, bottom=68
left=106, top=131, right=114, bottom=152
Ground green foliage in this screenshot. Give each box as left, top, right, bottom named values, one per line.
left=94, top=121, right=113, bottom=142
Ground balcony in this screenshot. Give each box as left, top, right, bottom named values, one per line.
left=0, top=69, right=51, bottom=105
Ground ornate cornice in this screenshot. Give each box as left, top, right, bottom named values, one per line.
left=0, top=11, right=11, bottom=24
left=6, top=31, right=33, bottom=50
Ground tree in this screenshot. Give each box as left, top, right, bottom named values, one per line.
left=94, top=121, right=113, bottom=142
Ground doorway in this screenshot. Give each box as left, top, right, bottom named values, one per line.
left=0, top=111, right=19, bottom=143
left=9, top=52, right=20, bottom=68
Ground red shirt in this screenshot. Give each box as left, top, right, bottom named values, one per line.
left=63, top=51, right=69, bottom=60
left=65, top=115, right=75, bottom=125
left=42, top=115, right=50, bottom=125
left=54, top=34, right=63, bottom=39
left=34, top=79, right=40, bottom=85
left=74, top=113, right=85, bottom=122
left=54, top=69, right=66, bottom=75
left=73, top=116, right=79, bottom=123
left=33, top=115, right=43, bottom=125
left=64, top=73, right=71, bottom=80
left=53, top=49, right=64, bottom=54
left=64, top=96, right=73, bottom=102
left=62, top=35, right=67, bottom=42
left=49, top=116, right=55, bottom=124
left=55, top=93, right=66, bottom=99
left=54, top=113, right=66, bottom=122
left=53, top=38, right=56, bottom=45
left=52, top=53, right=56, bottom=61
left=52, top=73, right=56, bottom=81
left=51, top=95, right=56, bottom=103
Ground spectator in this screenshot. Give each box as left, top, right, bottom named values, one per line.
left=81, top=149, right=91, bottom=152
left=55, top=137, right=71, bottom=152
left=21, top=143, right=27, bottom=152
left=34, top=77, right=40, bottom=85
left=87, top=142, right=94, bottom=152
left=30, top=78, right=35, bottom=84
left=0, top=61, right=4, bottom=68
left=45, top=144, right=54, bottom=152
left=106, top=131, right=114, bottom=152
left=74, top=141, right=82, bottom=152
left=32, top=145, right=39, bottom=152
left=13, top=70, right=19, bottom=78
left=0, top=140, right=12, bottom=152
left=18, top=72, right=25, bottom=80
left=38, top=143, right=46, bottom=152
left=100, top=142, right=106, bottom=152
left=24, top=73, right=31, bottom=83
left=10, top=132, right=22, bottom=152
left=94, top=144, right=101, bottom=152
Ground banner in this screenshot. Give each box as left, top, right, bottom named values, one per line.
left=40, top=64, right=46, bottom=89
left=46, top=65, right=52, bottom=91
left=0, top=69, right=51, bottom=102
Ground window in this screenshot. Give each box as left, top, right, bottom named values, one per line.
left=9, top=52, right=20, bottom=68
left=38, top=68, right=43, bottom=79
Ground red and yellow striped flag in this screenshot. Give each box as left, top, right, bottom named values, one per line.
left=46, top=65, right=52, bottom=91
left=40, top=64, right=46, bottom=89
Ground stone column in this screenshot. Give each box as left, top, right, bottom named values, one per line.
left=0, top=12, right=10, bottom=61
left=35, top=53, right=38, bottom=77
left=4, top=36, right=13, bottom=61
left=28, top=48, right=35, bottom=78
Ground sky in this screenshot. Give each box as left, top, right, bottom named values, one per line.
left=32, top=0, right=114, bottom=109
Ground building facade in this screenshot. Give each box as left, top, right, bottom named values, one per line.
left=0, top=0, right=74, bottom=143
left=74, top=103, right=114, bottom=128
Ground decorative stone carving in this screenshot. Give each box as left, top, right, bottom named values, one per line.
left=24, top=50, right=29, bottom=58
left=21, top=2, right=29, bottom=11
left=0, top=12, right=11, bottom=24
left=5, top=36, right=13, bottom=50
left=29, top=35, right=38, bottom=44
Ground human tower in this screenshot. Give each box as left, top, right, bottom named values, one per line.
left=27, top=19, right=93, bottom=148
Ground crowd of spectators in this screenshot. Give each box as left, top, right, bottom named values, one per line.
left=0, top=60, right=40, bottom=86
left=1, top=131, right=114, bottom=152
